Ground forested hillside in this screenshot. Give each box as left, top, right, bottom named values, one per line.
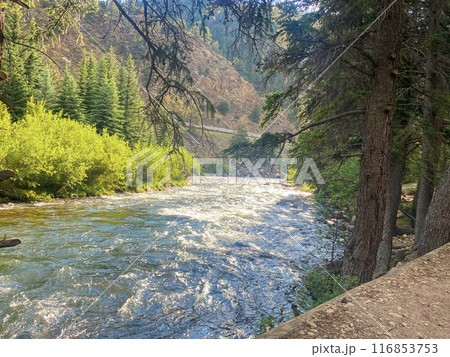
left=28, top=1, right=293, bottom=136
left=0, top=2, right=195, bottom=200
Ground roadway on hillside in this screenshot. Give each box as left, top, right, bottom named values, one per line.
left=187, top=124, right=261, bottom=138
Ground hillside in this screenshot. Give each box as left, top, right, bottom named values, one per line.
left=32, top=6, right=294, bottom=143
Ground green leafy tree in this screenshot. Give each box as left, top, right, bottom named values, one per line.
left=231, top=122, right=249, bottom=145
left=216, top=100, right=229, bottom=115
left=249, top=103, right=261, bottom=123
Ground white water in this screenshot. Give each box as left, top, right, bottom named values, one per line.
left=0, top=177, right=330, bottom=338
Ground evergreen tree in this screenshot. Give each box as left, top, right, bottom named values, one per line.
left=54, top=65, right=84, bottom=122
left=34, top=65, right=56, bottom=106
left=91, top=55, right=123, bottom=134
left=1, top=8, right=54, bottom=119
left=3, top=69, right=29, bottom=119
left=82, top=51, right=97, bottom=124
left=23, top=18, right=43, bottom=95
left=118, top=54, right=144, bottom=144
left=1, top=5, right=30, bottom=120
left=77, top=50, right=89, bottom=109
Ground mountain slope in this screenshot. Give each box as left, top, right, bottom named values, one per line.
left=35, top=6, right=294, bottom=137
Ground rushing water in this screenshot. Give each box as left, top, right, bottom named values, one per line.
left=0, top=177, right=329, bottom=339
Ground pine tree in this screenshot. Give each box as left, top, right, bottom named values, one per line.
left=1, top=8, right=54, bottom=119
left=414, top=0, right=448, bottom=244
left=118, top=54, right=144, bottom=144
left=3, top=70, right=29, bottom=119
left=34, top=65, right=56, bottom=106
left=418, top=163, right=450, bottom=256
left=23, top=18, right=43, bottom=95
left=82, top=51, right=97, bottom=124
left=54, top=65, right=84, bottom=122
left=77, top=50, right=89, bottom=108
left=24, top=18, right=55, bottom=108
left=1, top=6, right=30, bottom=120
left=91, top=55, right=123, bottom=134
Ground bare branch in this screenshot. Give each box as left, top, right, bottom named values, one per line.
left=352, top=44, right=376, bottom=65
left=285, top=109, right=366, bottom=141
left=341, top=58, right=373, bottom=77
left=9, top=0, right=30, bottom=9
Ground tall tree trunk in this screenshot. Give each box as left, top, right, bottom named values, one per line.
left=342, top=0, right=405, bottom=283
left=415, top=0, right=446, bottom=243
left=0, top=7, right=5, bottom=73
left=410, top=177, right=419, bottom=228
left=373, top=138, right=408, bottom=279
left=418, top=164, right=450, bottom=256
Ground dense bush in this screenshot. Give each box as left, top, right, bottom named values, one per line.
left=293, top=270, right=358, bottom=313
left=127, top=143, right=193, bottom=191
left=216, top=101, right=229, bottom=115
left=315, top=157, right=360, bottom=216
left=258, top=315, right=277, bottom=335
left=249, top=103, right=261, bottom=123
left=0, top=101, right=193, bottom=201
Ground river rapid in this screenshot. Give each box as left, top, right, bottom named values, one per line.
left=0, top=177, right=329, bottom=338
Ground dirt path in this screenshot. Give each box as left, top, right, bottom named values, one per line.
left=259, top=243, right=450, bottom=339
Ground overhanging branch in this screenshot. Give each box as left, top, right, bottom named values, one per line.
left=284, top=108, right=366, bottom=141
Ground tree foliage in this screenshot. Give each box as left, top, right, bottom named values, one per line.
left=0, top=101, right=193, bottom=200
left=54, top=65, right=84, bottom=123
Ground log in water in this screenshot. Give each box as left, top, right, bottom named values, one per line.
left=0, top=238, right=21, bottom=248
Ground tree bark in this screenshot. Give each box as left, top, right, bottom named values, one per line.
left=415, top=0, right=446, bottom=243
left=373, top=139, right=408, bottom=279
left=0, top=6, right=4, bottom=74
left=418, top=164, right=450, bottom=256
left=410, top=178, right=419, bottom=228
left=342, top=0, right=405, bottom=284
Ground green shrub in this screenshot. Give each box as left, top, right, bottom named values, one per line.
left=315, top=156, right=360, bottom=216
left=0, top=101, right=193, bottom=200
left=216, top=101, right=229, bottom=115
left=249, top=103, right=261, bottom=123
left=293, top=270, right=358, bottom=313
left=166, top=148, right=193, bottom=186
left=0, top=101, right=132, bottom=200
left=258, top=315, right=277, bottom=334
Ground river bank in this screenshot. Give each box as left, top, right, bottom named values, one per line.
left=0, top=178, right=190, bottom=205
left=259, top=242, right=450, bottom=339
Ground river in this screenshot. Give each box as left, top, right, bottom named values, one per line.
left=0, top=177, right=329, bottom=338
